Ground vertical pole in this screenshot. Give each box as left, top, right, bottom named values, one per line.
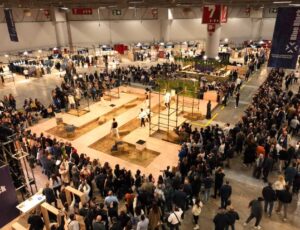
left=149, top=90, right=151, bottom=136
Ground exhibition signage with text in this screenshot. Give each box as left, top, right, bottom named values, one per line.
left=0, top=166, right=19, bottom=228
left=4, top=9, right=18, bottom=42
left=268, top=7, right=300, bottom=69
left=202, top=5, right=228, bottom=24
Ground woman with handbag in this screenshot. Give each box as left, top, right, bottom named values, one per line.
left=148, top=203, right=162, bottom=230
left=167, top=206, right=183, bottom=230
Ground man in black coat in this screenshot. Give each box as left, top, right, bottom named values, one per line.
left=243, top=197, right=264, bottom=229
left=276, top=185, right=293, bottom=221
left=27, top=210, right=44, bottom=230
left=220, top=181, right=232, bottom=209
left=173, top=186, right=187, bottom=212
left=262, top=155, right=273, bottom=183
left=213, top=167, right=225, bottom=198
left=225, top=206, right=240, bottom=230
left=213, top=207, right=229, bottom=230
left=262, top=183, right=277, bottom=217
left=42, top=182, right=56, bottom=207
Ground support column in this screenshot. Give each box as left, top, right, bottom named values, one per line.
left=206, top=24, right=221, bottom=58
left=52, top=8, right=72, bottom=48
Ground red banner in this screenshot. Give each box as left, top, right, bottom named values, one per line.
left=202, top=5, right=221, bottom=24
left=221, top=5, right=228, bottom=23
left=72, top=8, right=93, bottom=15
left=207, top=24, right=216, bottom=32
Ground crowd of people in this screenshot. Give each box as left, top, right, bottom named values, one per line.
left=1, top=59, right=300, bottom=230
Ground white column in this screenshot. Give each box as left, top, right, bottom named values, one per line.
left=206, top=25, right=221, bottom=59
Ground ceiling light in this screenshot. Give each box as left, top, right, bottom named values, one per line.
left=289, top=3, right=300, bottom=6
left=224, top=38, right=229, bottom=43
left=4, top=54, right=9, bottom=58
left=38, top=49, right=42, bottom=53
left=273, top=1, right=292, bottom=4
left=23, top=51, right=28, bottom=55
left=53, top=47, right=58, bottom=50
left=203, top=55, right=207, bottom=60
left=60, top=6, right=69, bottom=11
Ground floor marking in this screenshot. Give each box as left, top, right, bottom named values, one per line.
left=190, top=112, right=219, bottom=127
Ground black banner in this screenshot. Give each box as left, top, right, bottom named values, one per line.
left=0, top=165, right=19, bottom=228
left=4, top=9, right=19, bottom=42
left=268, top=7, right=300, bottom=69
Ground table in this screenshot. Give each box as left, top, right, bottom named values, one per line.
left=16, top=193, right=45, bottom=214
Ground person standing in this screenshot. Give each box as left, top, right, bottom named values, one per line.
left=206, top=100, right=212, bottom=119
left=68, top=214, right=80, bottom=230
left=276, top=185, right=293, bottom=221
left=262, top=155, right=273, bottom=183
left=92, top=215, right=105, bottom=230
left=226, top=206, right=239, bottom=230
left=111, top=118, right=120, bottom=139
left=167, top=206, right=183, bottom=230
left=213, top=167, right=225, bottom=198
left=138, top=108, right=147, bottom=127
left=235, top=91, right=240, bottom=108
left=243, top=197, right=264, bottom=229
left=137, top=214, right=149, bottom=230
left=27, top=210, right=45, bottom=230
left=220, top=181, right=232, bottom=209
left=203, top=173, right=213, bottom=202
left=192, top=198, right=203, bottom=230
left=262, top=183, right=277, bottom=217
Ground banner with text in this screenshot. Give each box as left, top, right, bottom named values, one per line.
left=4, top=9, right=19, bottom=42
left=0, top=166, right=19, bottom=228
left=268, top=7, right=300, bottom=69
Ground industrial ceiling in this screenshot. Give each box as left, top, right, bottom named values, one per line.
left=0, top=0, right=299, bottom=9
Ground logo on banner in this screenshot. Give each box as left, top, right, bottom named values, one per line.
left=286, top=42, right=299, bottom=54
left=0, top=186, right=7, bottom=194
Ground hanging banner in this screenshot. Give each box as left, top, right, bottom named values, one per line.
left=221, top=5, right=228, bottom=23
left=4, top=9, right=19, bottom=42
left=268, top=7, right=300, bottom=69
left=202, top=5, right=221, bottom=24
left=0, top=165, right=19, bottom=228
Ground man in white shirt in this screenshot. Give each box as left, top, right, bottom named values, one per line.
left=167, top=207, right=183, bottom=230
left=137, top=214, right=149, bottom=230
left=138, top=108, right=147, bottom=127
left=68, top=214, right=80, bottom=230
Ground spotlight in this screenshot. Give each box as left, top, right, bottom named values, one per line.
left=38, top=49, right=42, bottom=53
left=23, top=51, right=28, bottom=55
left=215, top=56, right=220, bottom=60
left=4, top=54, right=9, bottom=58
left=224, top=38, right=229, bottom=43
left=203, top=55, right=207, bottom=60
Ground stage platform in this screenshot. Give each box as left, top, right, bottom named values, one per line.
left=28, top=86, right=218, bottom=180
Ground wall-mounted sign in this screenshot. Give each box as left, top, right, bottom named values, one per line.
left=207, top=24, right=216, bottom=32
left=72, top=8, right=93, bottom=15
left=112, top=9, right=122, bottom=16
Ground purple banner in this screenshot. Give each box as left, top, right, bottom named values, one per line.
left=4, top=9, right=19, bottom=42
left=0, top=165, right=19, bottom=228
left=268, top=7, right=300, bottom=69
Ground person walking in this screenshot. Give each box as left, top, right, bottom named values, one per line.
left=111, top=118, right=120, bottom=139
left=138, top=108, right=147, bottom=127
left=276, top=185, right=293, bottom=221
left=226, top=206, right=239, bottom=230
left=235, top=91, right=240, bottom=108
left=192, top=198, right=203, bottom=230
left=213, top=207, right=229, bottom=230
left=220, top=181, right=232, bottom=209
left=262, top=183, right=277, bottom=217
left=243, top=197, right=264, bottom=229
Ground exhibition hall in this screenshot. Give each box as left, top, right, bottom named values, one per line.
left=0, top=0, right=300, bottom=230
